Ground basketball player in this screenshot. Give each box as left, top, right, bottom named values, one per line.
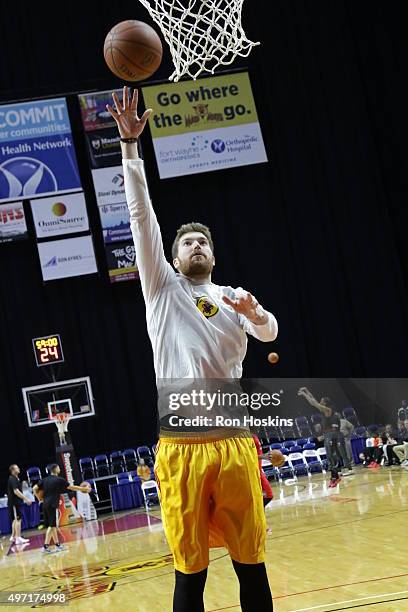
left=107, top=86, right=277, bottom=612
left=33, top=464, right=90, bottom=554
left=298, top=387, right=352, bottom=486
left=7, top=464, right=32, bottom=545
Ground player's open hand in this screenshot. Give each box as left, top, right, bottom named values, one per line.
left=106, top=86, right=152, bottom=139
left=222, top=290, right=267, bottom=324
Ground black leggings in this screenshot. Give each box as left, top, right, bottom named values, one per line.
left=173, top=562, right=273, bottom=611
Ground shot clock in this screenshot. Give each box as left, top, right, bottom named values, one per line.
left=32, top=334, right=64, bottom=367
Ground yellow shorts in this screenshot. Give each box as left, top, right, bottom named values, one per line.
left=154, top=434, right=266, bottom=574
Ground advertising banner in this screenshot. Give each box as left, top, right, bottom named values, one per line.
left=0, top=98, right=82, bottom=202
left=0, top=201, right=28, bottom=243
left=98, top=202, right=131, bottom=243
left=37, top=235, right=98, bottom=281
left=105, top=242, right=138, bottom=283
left=142, top=72, right=268, bottom=178
left=78, top=89, right=122, bottom=168
left=31, top=192, right=89, bottom=238
left=91, top=166, right=125, bottom=206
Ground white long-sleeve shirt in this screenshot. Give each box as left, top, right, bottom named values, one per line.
left=123, top=158, right=278, bottom=382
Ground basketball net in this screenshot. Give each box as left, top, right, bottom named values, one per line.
left=137, top=0, right=259, bottom=81
left=53, top=413, right=70, bottom=446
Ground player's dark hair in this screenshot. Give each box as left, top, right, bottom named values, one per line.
left=8, top=464, right=17, bottom=474
left=49, top=464, right=59, bottom=473
left=172, top=222, right=214, bottom=259
left=321, top=397, right=335, bottom=409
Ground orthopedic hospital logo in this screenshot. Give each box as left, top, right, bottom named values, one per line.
left=0, top=157, right=57, bottom=198
left=210, top=139, right=226, bottom=154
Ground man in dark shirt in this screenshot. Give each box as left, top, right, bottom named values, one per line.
left=298, top=387, right=352, bottom=486
left=7, top=464, right=32, bottom=545
left=33, top=464, right=90, bottom=554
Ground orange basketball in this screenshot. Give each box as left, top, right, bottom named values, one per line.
left=269, top=449, right=285, bottom=467
left=104, top=20, right=163, bottom=82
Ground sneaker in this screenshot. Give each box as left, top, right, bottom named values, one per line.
left=342, top=468, right=353, bottom=476
left=328, top=477, right=341, bottom=488
left=55, top=545, right=68, bottom=552
left=9, top=536, right=14, bottom=542
left=16, top=537, right=29, bottom=544
left=42, top=546, right=54, bottom=554
left=401, top=460, right=408, bottom=466
left=368, top=462, right=379, bottom=468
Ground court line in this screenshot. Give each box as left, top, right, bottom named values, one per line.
left=318, top=596, right=408, bottom=611
left=289, top=590, right=408, bottom=611
left=267, top=507, right=408, bottom=541
left=207, top=573, right=408, bottom=611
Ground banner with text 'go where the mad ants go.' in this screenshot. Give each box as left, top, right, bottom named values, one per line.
left=142, top=72, right=267, bottom=179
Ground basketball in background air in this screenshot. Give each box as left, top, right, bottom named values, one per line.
left=104, top=20, right=163, bottom=82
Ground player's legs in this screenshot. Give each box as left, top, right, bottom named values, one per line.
left=155, top=438, right=212, bottom=611
left=173, top=568, right=208, bottom=612
left=10, top=506, right=22, bottom=540
left=210, top=437, right=273, bottom=608
left=232, top=560, right=273, bottom=611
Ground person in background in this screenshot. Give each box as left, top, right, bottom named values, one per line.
left=7, top=465, right=32, bottom=546
left=298, top=388, right=352, bottom=487
left=336, top=413, right=355, bottom=464
left=33, top=464, right=90, bottom=554
left=137, top=458, right=152, bottom=482
left=360, top=432, right=383, bottom=468
left=311, top=423, right=325, bottom=449
left=21, top=481, right=35, bottom=502
left=397, top=400, right=407, bottom=427
left=381, top=424, right=400, bottom=467
left=394, top=419, right=408, bottom=468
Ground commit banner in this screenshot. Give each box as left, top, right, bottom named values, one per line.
left=142, top=72, right=267, bottom=178
left=0, top=98, right=82, bottom=203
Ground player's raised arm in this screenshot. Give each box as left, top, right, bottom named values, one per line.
left=106, top=86, right=174, bottom=302
left=222, top=288, right=278, bottom=342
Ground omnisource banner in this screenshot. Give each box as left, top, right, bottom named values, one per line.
left=0, top=98, right=82, bottom=203
left=31, top=192, right=89, bottom=238
left=38, top=235, right=97, bottom=281
left=142, top=72, right=268, bottom=178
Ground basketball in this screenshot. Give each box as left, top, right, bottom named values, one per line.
left=104, top=20, right=163, bottom=82
left=268, top=352, right=279, bottom=364
left=269, top=449, right=285, bottom=467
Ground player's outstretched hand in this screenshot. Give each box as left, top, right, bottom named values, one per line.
left=106, top=85, right=152, bottom=139
left=222, top=290, right=267, bottom=324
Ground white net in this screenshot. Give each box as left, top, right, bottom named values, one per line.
left=137, top=0, right=259, bottom=81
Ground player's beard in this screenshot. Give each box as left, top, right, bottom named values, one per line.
left=178, top=254, right=213, bottom=278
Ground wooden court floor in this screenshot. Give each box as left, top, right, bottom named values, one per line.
left=0, top=466, right=407, bottom=611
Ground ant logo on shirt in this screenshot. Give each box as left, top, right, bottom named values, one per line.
left=196, top=296, right=219, bottom=318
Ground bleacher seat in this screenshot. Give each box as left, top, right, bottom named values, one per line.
left=303, top=442, right=316, bottom=450
left=137, top=445, right=153, bottom=467
left=295, top=416, right=312, bottom=437
left=282, top=440, right=296, bottom=450
left=123, top=449, right=138, bottom=471
left=288, top=451, right=309, bottom=477
left=269, top=442, right=283, bottom=450
left=311, top=413, right=323, bottom=425
left=116, top=472, right=131, bottom=484
left=276, top=456, right=294, bottom=480
left=354, top=426, right=367, bottom=438
left=94, top=454, right=110, bottom=477
left=316, top=447, right=328, bottom=469
left=296, top=438, right=308, bottom=448
left=303, top=449, right=323, bottom=473
left=280, top=425, right=298, bottom=440
left=110, top=451, right=125, bottom=474
left=79, top=457, right=95, bottom=480
left=26, top=466, right=42, bottom=486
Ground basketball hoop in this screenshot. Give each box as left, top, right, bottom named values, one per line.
left=53, top=412, right=70, bottom=446
left=137, top=0, right=259, bottom=81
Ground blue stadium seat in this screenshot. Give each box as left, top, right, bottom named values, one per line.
left=110, top=451, right=125, bottom=474
left=94, top=454, right=110, bottom=477
left=79, top=457, right=95, bottom=480
left=137, top=445, right=153, bottom=467
left=26, top=466, right=42, bottom=486
left=123, top=449, right=138, bottom=471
